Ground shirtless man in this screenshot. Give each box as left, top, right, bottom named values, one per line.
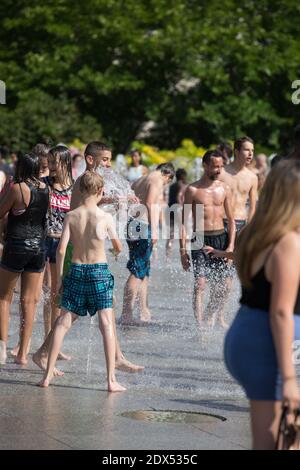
left=33, top=141, right=143, bottom=374
left=39, top=171, right=126, bottom=392
left=121, top=163, right=175, bottom=325
left=180, top=149, right=235, bottom=327
left=221, top=136, right=258, bottom=233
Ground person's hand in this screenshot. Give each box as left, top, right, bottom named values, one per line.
left=283, top=377, right=300, bottom=416
left=127, top=194, right=140, bottom=204
left=180, top=251, right=191, bottom=271
left=225, top=247, right=234, bottom=264
left=203, top=245, right=215, bottom=256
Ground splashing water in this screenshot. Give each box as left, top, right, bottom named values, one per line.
left=96, top=167, right=135, bottom=199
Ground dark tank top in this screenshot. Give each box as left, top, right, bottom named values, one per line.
left=5, top=182, right=49, bottom=241
left=240, top=263, right=300, bottom=315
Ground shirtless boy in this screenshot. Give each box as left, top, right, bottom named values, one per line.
left=39, top=171, right=126, bottom=392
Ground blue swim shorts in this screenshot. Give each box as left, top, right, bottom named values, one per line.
left=60, top=263, right=114, bottom=316
left=126, top=217, right=153, bottom=280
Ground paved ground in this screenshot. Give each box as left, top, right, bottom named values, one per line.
left=0, top=241, right=251, bottom=450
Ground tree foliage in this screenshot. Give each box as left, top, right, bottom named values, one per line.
left=0, top=0, right=299, bottom=152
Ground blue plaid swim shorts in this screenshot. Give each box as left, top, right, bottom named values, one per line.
left=60, top=263, right=114, bottom=316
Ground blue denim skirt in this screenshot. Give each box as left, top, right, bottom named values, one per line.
left=224, top=304, right=300, bottom=400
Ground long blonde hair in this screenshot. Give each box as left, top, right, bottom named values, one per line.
left=236, top=159, right=300, bottom=287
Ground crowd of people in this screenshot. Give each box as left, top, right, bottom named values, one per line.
left=0, top=127, right=300, bottom=449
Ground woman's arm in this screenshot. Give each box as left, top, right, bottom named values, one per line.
left=268, top=233, right=300, bottom=410
left=0, top=184, right=16, bottom=219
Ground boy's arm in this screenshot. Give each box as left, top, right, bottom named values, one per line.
left=56, top=214, right=71, bottom=291
left=106, top=214, right=122, bottom=253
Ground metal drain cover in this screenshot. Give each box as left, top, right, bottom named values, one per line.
left=119, top=410, right=226, bottom=424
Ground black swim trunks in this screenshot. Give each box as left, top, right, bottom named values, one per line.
left=191, top=230, right=230, bottom=280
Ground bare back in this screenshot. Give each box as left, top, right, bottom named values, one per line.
left=131, top=171, right=164, bottom=222
left=67, top=205, right=113, bottom=264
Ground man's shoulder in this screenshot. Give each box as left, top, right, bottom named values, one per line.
left=244, top=167, right=258, bottom=182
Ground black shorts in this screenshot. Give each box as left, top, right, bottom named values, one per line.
left=0, top=238, right=46, bottom=273
left=45, top=236, right=60, bottom=264
left=191, top=231, right=230, bottom=280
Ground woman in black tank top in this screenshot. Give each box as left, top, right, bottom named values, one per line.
left=223, top=159, right=300, bottom=449
left=0, top=153, right=49, bottom=366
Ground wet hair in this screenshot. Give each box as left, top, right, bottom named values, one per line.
left=234, top=136, right=254, bottom=152
left=49, top=145, right=73, bottom=186
left=14, top=153, right=40, bottom=183
left=32, top=143, right=51, bottom=159
left=176, top=168, right=187, bottom=180
left=84, top=141, right=111, bottom=160
left=79, top=170, right=104, bottom=195
left=202, top=149, right=224, bottom=165
left=156, top=162, right=176, bottom=179
left=217, top=142, right=233, bottom=160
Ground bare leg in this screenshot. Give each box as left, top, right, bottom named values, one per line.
left=32, top=327, right=64, bottom=376
left=11, top=271, right=45, bottom=356
left=250, top=400, right=282, bottom=450
left=166, top=215, right=175, bottom=258
left=98, top=308, right=126, bottom=392
left=0, top=268, right=20, bottom=364
left=139, top=276, right=151, bottom=322
left=49, top=263, right=71, bottom=361
left=39, top=310, right=76, bottom=387
left=121, top=274, right=142, bottom=325
left=16, top=271, right=43, bottom=365
left=43, top=262, right=52, bottom=338
left=193, top=277, right=205, bottom=324
left=205, top=278, right=230, bottom=328
left=113, top=309, right=144, bottom=372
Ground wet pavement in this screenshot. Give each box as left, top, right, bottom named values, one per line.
left=0, top=241, right=250, bottom=450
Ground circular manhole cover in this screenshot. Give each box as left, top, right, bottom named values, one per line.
left=119, top=410, right=226, bottom=424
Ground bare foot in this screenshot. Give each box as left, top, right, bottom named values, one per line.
left=14, top=355, right=28, bottom=366
left=57, top=351, right=72, bottom=361
left=218, top=320, right=229, bottom=329
left=115, top=357, right=145, bottom=373
left=108, top=381, right=127, bottom=392
left=140, top=309, right=152, bottom=322
left=53, top=367, right=65, bottom=377
left=0, top=340, right=7, bottom=365
left=32, top=351, right=48, bottom=370
left=10, top=344, right=19, bottom=357
left=205, top=317, right=215, bottom=328
left=38, top=375, right=53, bottom=388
